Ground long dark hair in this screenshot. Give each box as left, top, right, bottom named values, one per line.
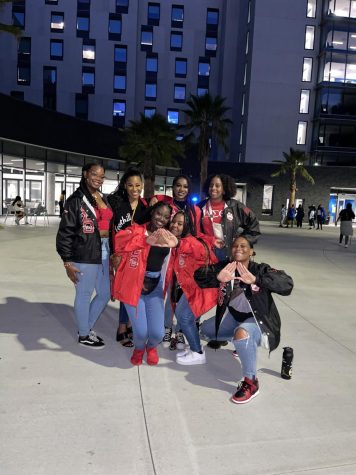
left=12, top=195, right=22, bottom=206
left=172, top=211, right=192, bottom=238
left=79, top=162, right=105, bottom=208
left=107, top=168, right=143, bottom=215
left=172, top=174, right=198, bottom=236
left=148, top=201, right=173, bottom=229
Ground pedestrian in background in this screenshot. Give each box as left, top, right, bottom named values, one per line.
left=336, top=203, right=355, bottom=248
left=296, top=204, right=304, bottom=228
left=59, top=190, right=66, bottom=217
left=286, top=204, right=296, bottom=228
left=308, top=205, right=316, bottom=229
left=316, top=204, right=326, bottom=230
left=279, top=204, right=287, bottom=227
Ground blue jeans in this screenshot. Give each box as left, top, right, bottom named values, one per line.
left=118, top=302, right=129, bottom=325
left=73, top=238, right=111, bottom=337
left=201, top=313, right=261, bottom=379
left=175, top=294, right=201, bottom=352
left=124, top=271, right=165, bottom=350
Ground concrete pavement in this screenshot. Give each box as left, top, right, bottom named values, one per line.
left=1, top=219, right=356, bottom=475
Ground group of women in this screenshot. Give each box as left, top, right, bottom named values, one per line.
left=56, top=162, right=293, bottom=404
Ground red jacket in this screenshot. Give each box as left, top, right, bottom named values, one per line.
left=154, top=194, right=202, bottom=234
left=112, top=223, right=169, bottom=307
left=165, top=235, right=219, bottom=318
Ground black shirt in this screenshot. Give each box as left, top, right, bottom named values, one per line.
left=146, top=246, right=170, bottom=272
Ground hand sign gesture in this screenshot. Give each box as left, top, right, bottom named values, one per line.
left=235, top=262, right=256, bottom=285
left=217, top=262, right=237, bottom=282
left=146, top=228, right=178, bottom=248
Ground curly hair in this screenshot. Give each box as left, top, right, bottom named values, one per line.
left=203, top=173, right=237, bottom=201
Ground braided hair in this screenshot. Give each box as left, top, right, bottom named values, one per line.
left=79, top=162, right=105, bottom=208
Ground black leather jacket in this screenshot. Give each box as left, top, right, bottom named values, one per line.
left=56, top=188, right=109, bottom=264
left=198, top=198, right=261, bottom=258
left=194, top=261, right=293, bottom=352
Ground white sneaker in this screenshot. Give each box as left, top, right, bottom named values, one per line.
left=345, top=245, right=348, bottom=248
left=176, top=348, right=190, bottom=358
left=176, top=349, right=206, bottom=365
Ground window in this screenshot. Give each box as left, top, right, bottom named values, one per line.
left=144, top=107, right=156, bottom=118
left=305, top=25, right=315, bottom=49
left=174, top=84, right=186, bottom=102
left=241, top=93, right=245, bottom=115
left=245, top=31, right=249, bottom=54
left=50, top=39, right=63, bottom=60
left=82, top=67, right=95, bottom=92
left=206, top=36, right=217, bottom=52
left=148, top=3, right=160, bottom=25
left=13, top=11, right=25, bottom=28
left=17, top=66, right=30, bottom=85
left=207, top=9, right=219, bottom=25
left=113, top=100, right=126, bottom=127
left=116, top=0, right=129, bottom=13
left=114, top=74, right=126, bottom=92
left=243, top=63, right=247, bottom=85
left=114, top=45, right=127, bottom=63
left=45, top=0, right=58, bottom=4
left=197, top=87, right=208, bottom=96
left=43, top=66, right=57, bottom=110
left=262, top=185, right=274, bottom=215
left=170, top=31, right=183, bottom=51
left=77, top=15, right=89, bottom=37
left=198, top=61, right=210, bottom=76
left=302, top=57, right=313, bottom=81
left=328, top=0, right=356, bottom=18
left=109, top=14, right=122, bottom=40
left=146, top=55, right=158, bottom=72
left=145, top=83, right=157, bottom=99
left=171, top=5, right=184, bottom=27
left=82, top=41, right=95, bottom=62
left=307, top=0, right=316, bottom=17
left=167, top=109, right=179, bottom=124
left=75, top=93, right=88, bottom=119
left=297, top=121, right=307, bottom=144
left=141, top=28, right=153, bottom=48
left=18, top=37, right=31, bottom=55
left=239, top=123, right=244, bottom=145
left=299, top=89, right=310, bottom=113
left=51, top=12, right=64, bottom=32
left=43, top=66, right=57, bottom=85
left=175, top=58, right=187, bottom=77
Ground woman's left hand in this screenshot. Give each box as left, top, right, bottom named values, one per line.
left=214, top=238, right=225, bottom=249
left=235, top=262, right=256, bottom=285
left=146, top=229, right=178, bottom=248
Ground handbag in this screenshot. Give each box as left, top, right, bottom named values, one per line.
left=141, top=275, right=160, bottom=295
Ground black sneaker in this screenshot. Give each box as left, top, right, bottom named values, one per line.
left=207, top=340, right=228, bottom=349
left=78, top=334, right=105, bottom=348
left=89, top=330, right=104, bottom=342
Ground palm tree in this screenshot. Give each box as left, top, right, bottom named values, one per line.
left=183, top=94, right=232, bottom=194
left=119, top=113, right=185, bottom=198
left=271, top=148, right=315, bottom=206
left=0, top=1, right=22, bottom=37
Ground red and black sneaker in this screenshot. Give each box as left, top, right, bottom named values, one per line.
left=231, top=377, right=259, bottom=404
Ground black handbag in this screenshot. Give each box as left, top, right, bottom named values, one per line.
left=141, top=275, right=160, bottom=295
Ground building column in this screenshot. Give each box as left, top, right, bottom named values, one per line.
left=46, top=164, right=56, bottom=215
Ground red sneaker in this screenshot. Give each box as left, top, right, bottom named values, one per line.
left=231, top=377, right=259, bottom=404
left=146, top=346, right=159, bottom=365
left=130, top=348, right=145, bottom=366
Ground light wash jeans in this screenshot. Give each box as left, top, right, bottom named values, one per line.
left=124, top=271, right=165, bottom=350
left=175, top=294, right=202, bottom=352
left=73, top=238, right=111, bottom=337
left=201, top=313, right=261, bottom=379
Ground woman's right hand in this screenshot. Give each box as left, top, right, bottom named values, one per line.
left=217, top=262, right=237, bottom=282
left=149, top=196, right=158, bottom=206
left=110, top=254, right=122, bottom=271
left=64, top=263, right=82, bottom=284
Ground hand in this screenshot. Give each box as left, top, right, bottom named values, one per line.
left=149, top=196, right=158, bottom=206
left=235, top=262, right=256, bottom=285
left=146, top=229, right=178, bottom=248
left=217, top=262, right=237, bottom=282
left=64, top=263, right=82, bottom=284
left=110, top=254, right=122, bottom=271
left=214, top=239, right=225, bottom=249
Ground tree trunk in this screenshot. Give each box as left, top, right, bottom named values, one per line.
left=289, top=173, right=297, bottom=206
left=199, top=130, right=209, bottom=196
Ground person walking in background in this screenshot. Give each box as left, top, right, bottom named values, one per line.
left=12, top=196, right=29, bottom=225
left=279, top=204, right=287, bottom=227
left=56, top=163, right=112, bottom=348
left=308, top=205, right=316, bottom=229
left=59, top=190, right=66, bottom=217
left=194, top=236, right=293, bottom=404
left=316, top=204, right=326, bottom=230
left=336, top=203, right=355, bottom=248
left=108, top=169, right=148, bottom=348
left=286, top=204, right=296, bottom=228
left=296, top=204, right=304, bottom=228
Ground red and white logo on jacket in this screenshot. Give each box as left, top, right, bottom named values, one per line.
left=129, top=250, right=140, bottom=268
left=81, top=207, right=94, bottom=234
left=178, top=253, right=186, bottom=267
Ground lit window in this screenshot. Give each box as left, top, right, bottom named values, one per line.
left=262, top=185, right=274, bottom=215
left=302, top=57, right=313, bottom=81
left=82, top=43, right=95, bottom=62
left=197, top=87, right=208, bottom=96
left=146, top=56, right=158, bottom=72
left=174, top=84, right=186, bottom=101
left=175, top=58, right=187, bottom=76
left=205, top=37, right=217, bottom=51
left=148, top=3, right=160, bottom=23
left=109, top=18, right=121, bottom=35
left=82, top=70, right=95, bottom=87
left=51, top=12, right=64, bottom=31
left=144, top=107, right=156, bottom=118
left=305, top=25, right=315, bottom=50
left=241, top=93, right=245, bottom=115
left=167, top=109, right=179, bottom=124
left=170, top=31, right=183, bottom=50
left=207, top=9, right=219, bottom=25
left=307, top=0, right=316, bottom=17
left=243, top=63, right=247, bottom=85
left=77, top=16, right=89, bottom=35
left=245, top=31, right=249, bottom=54
left=299, top=90, right=310, bottom=113
left=239, top=123, right=244, bottom=145
left=113, top=101, right=126, bottom=116
left=297, top=121, right=307, bottom=144
left=13, top=11, right=25, bottom=28
left=141, top=30, right=153, bottom=46
left=116, top=0, right=129, bottom=6
left=198, top=62, right=210, bottom=76
left=50, top=39, right=63, bottom=60
left=114, top=74, right=126, bottom=92
left=145, top=83, right=157, bottom=99
left=171, top=5, right=184, bottom=24
left=43, top=66, right=57, bottom=85
left=17, top=66, right=30, bottom=85
left=115, top=46, right=127, bottom=62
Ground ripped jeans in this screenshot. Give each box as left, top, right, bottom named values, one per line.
left=201, top=313, right=261, bottom=379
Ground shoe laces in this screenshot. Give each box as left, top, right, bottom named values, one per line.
left=176, top=332, right=185, bottom=344
left=236, top=380, right=252, bottom=395
left=89, top=331, right=99, bottom=342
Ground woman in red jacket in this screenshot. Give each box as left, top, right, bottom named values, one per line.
left=112, top=202, right=177, bottom=366
left=166, top=211, right=220, bottom=365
